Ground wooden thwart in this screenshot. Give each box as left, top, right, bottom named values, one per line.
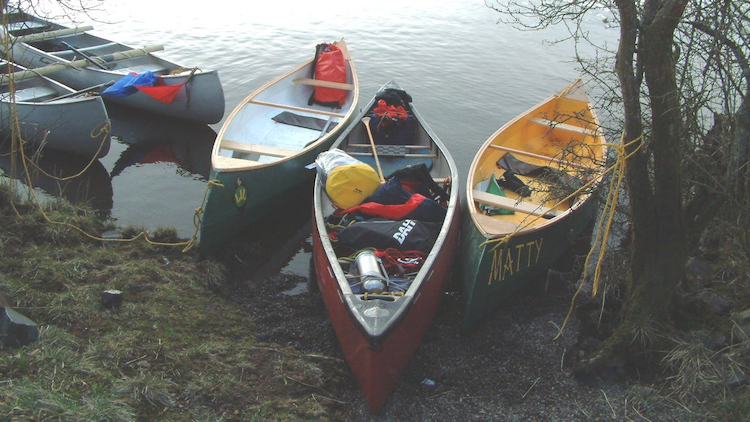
left=489, top=144, right=596, bottom=171
left=220, top=140, right=297, bottom=157
left=247, top=99, right=345, bottom=118
left=529, top=117, right=598, bottom=136
left=472, top=189, right=560, bottom=217
left=293, top=78, right=355, bottom=91
left=0, top=45, right=164, bottom=85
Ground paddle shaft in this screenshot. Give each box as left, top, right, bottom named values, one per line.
left=361, top=117, right=384, bottom=182
left=42, top=80, right=115, bottom=102
left=61, top=41, right=108, bottom=70
left=0, top=44, right=164, bottom=85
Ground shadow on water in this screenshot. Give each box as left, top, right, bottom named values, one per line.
left=0, top=146, right=114, bottom=215
left=107, top=103, right=216, bottom=180
left=212, top=179, right=316, bottom=288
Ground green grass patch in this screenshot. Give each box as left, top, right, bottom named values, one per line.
left=0, top=182, right=337, bottom=421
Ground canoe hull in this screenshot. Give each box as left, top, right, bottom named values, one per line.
left=2, top=95, right=111, bottom=158
left=461, top=79, right=607, bottom=330
left=3, top=11, right=224, bottom=124
left=199, top=40, right=357, bottom=253
left=1, top=59, right=111, bottom=158
left=311, top=205, right=459, bottom=411
left=311, top=81, right=460, bottom=412
left=200, top=141, right=336, bottom=253
left=459, top=195, right=596, bottom=330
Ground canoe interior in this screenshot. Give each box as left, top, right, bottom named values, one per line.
left=314, top=82, right=458, bottom=343
left=197, top=41, right=357, bottom=252
left=3, top=11, right=179, bottom=75
left=212, top=53, right=357, bottom=170
left=469, top=80, right=606, bottom=237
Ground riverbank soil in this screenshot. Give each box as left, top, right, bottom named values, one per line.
left=219, top=213, right=703, bottom=422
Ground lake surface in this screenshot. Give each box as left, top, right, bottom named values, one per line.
left=5, top=0, right=617, bottom=274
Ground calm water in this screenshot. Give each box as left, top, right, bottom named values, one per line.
left=6, top=0, right=617, bottom=274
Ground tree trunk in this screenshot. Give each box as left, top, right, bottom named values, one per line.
left=576, top=0, right=690, bottom=374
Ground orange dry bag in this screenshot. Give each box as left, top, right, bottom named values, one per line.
left=308, top=43, right=347, bottom=108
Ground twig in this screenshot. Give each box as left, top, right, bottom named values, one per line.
left=575, top=398, right=591, bottom=419
left=428, top=390, right=454, bottom=400
left=601, top=388, right=617, bottom=418
left=521, top=377, right=540, bottom=399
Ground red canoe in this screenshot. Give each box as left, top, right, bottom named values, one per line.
left=310, top=81, right=460, bottom=412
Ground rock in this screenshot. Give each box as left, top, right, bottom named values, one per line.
left=732, top=308, right=750, bottom=343
left=688, top=289, right=732, bottom=315
left=0, top=307, right=39, bottom=348
left=732, top=323, right=750, bottom=343
left=101, top=290, right=123, bottom=308
left=695, top=329, right=727, bottom=351
left=686, top=257, right=711, bottom=278
left=725, top=366, right=747, bottom=387
left=734, top=308, right=750, bottom=323
left=101, top=230, right=123, bottom=248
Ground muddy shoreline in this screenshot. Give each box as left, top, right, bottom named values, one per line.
left=216, top=201, right=699, bottom=421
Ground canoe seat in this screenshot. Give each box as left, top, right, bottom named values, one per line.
left=247, top=99, right=346, bottom=118
left=472, top=189, right=560, bottom=218
left=8, top=86, right=58, bottom=102
left=529, top=117, right=598, bottom=136
left=219, top=140, right=297, bottom=158
left=347, top=143, right=437, bottom=158
left=293, top=78, right=355, bottom=91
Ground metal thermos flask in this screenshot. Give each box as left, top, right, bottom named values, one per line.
left=354, top=251, right=388, bottom=293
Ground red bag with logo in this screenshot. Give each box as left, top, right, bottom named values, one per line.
left=308, top=43, right=347, bottom=108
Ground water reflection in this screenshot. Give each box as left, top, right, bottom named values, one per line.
left=108, top=103, right=215, bottom=179
left=103, top=104, right=216, bottom=236
left=0, top=147, right=113, bottom=214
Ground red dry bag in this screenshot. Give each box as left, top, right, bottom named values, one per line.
left=308, top=43, right=347, bottom=108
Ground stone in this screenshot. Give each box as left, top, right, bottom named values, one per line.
left=101, top=290, right=123, bottom=308
left=695, top=289, right=732, bottom=315
left=0, top=307, right=39, bottom=348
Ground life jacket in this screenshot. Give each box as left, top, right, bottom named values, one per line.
left=367, top=88, right=415, bottom=145
left=372, top=100, right=409, bottom=126
left=308, top=43, right=347, bottom=108
left=335, top=176, right=447, bottom=222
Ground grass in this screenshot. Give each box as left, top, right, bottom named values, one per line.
left=2, top=169, right=749, bottom=421
left=0, top=181, right=338, bottom=421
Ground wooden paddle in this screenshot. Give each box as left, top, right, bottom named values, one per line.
left=361, top=117, right=384, bottom=182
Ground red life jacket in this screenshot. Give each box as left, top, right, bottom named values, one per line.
left=372, top=99, right=409, bottom=125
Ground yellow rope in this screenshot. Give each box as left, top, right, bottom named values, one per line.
left=553, top=132, right=643, bottom=341
left=22, top=121, right=112, bottom=180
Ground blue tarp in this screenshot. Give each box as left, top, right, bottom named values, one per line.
left=102, top=71, right=158, bottom=97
